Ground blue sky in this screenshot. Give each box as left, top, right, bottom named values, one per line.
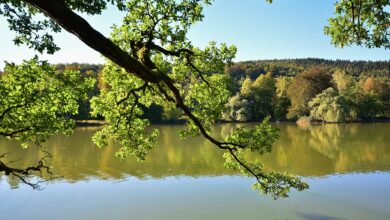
left=0, top=0, right=388, bottom=70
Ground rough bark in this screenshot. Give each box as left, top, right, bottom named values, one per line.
left=24, top=0, right=161, bottom=83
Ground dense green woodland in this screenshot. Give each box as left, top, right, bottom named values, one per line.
left=228, top=59, right=390, bottom=79
left=40, top=59, right=389, bottom=123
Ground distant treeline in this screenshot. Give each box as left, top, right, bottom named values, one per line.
left=54, top=59, right=390, bottom=123
left=227, top=58, right=389, bottom=79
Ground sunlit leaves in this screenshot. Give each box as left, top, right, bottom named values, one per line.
left=0, top=57, right=95, bottom=146
left=251, top=171, right=309, bottom=199
left=111, top=0, right=212, bottom=51
left=225, top=117, right=279, bottom=154
left=90, top=62, right=159, bottom=161
left=0, top=0, right=126, bottom=53
left=0, top=0, right=61, bottom=53
left=180, top=74, right=231, bottom=137
left=324, top=0, right=389, bottom=49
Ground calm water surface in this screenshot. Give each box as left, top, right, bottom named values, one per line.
left=0, top=123, right=389, bottom=220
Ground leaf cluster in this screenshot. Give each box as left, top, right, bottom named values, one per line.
left=324, top=0, right=389, bottom=49
left=0, top=57, right=94, bottom=147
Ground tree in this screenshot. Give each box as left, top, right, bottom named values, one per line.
left=251, top=72, right=276, bottom=119
left=274, top=76, right=291, bottom=120
left=240, top=77, right=253, bottom=96
left=336, top=76, right=386, bottom=121
left=0, top=0, right=388, bottom=197
left=355, top=78, right=385, bottom=120
left=287, top=67, right=332, bottom=119
left=332, top=69, right=354, bottom=92
left=0, top=58, right=94, bottom=145
left=225, top=93, right=253, bottom=122
left=236, top=73, right=276, bottom=120
left=308, top=87, right=349, bottom=122
left=0, top=58, right=94, bottom=187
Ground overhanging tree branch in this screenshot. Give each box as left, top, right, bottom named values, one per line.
left=24, top=0, right=160, bottom=83
left=24, top=0, right=238, bottom=153
left=11, top=0, right=309, bottom=196
left=23, top=0, right=258, bottom=173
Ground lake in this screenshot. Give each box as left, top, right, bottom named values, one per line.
left=0, top=123, right=389, bottom=220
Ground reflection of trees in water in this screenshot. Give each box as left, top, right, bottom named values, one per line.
left=258, top=124, right=335, bottom=176
left=262, top=123, right=390, bottom=176
left=308, top=124, right=342, bottom=159
left=274, top=144, right=288, bottom=168
left=2, top=175, right=22, bottom=189
left=309, top=124, right=390, bottom=173
left=0, top=126, right=234, bottom=184
left=0, top=124, right=389, bottom=186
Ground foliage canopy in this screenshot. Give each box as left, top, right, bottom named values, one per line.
left=0, top=58, right=94, bottom=147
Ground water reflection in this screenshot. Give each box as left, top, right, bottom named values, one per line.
left=272, top=123, right=390, bottom=176
left=0, top=123, right=389, bottom=187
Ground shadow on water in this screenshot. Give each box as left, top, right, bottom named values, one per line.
left=296, top=212, right=348, bottom=220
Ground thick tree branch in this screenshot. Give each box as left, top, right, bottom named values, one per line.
left=24, top=0, right=160, bottom=83
left=149, top=43, right=210, bottom=85
left=149, top=43, right=194, bottom=57
left=0, top=128, right=31, bottom=137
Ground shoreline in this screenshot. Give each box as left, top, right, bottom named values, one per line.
left=75, top=118, right=390, bottom=127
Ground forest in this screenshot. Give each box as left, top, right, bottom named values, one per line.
left=51, top=58, right=390, bottom=123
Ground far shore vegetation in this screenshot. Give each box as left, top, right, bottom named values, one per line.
left=50, top=58, right=389, bottom=125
